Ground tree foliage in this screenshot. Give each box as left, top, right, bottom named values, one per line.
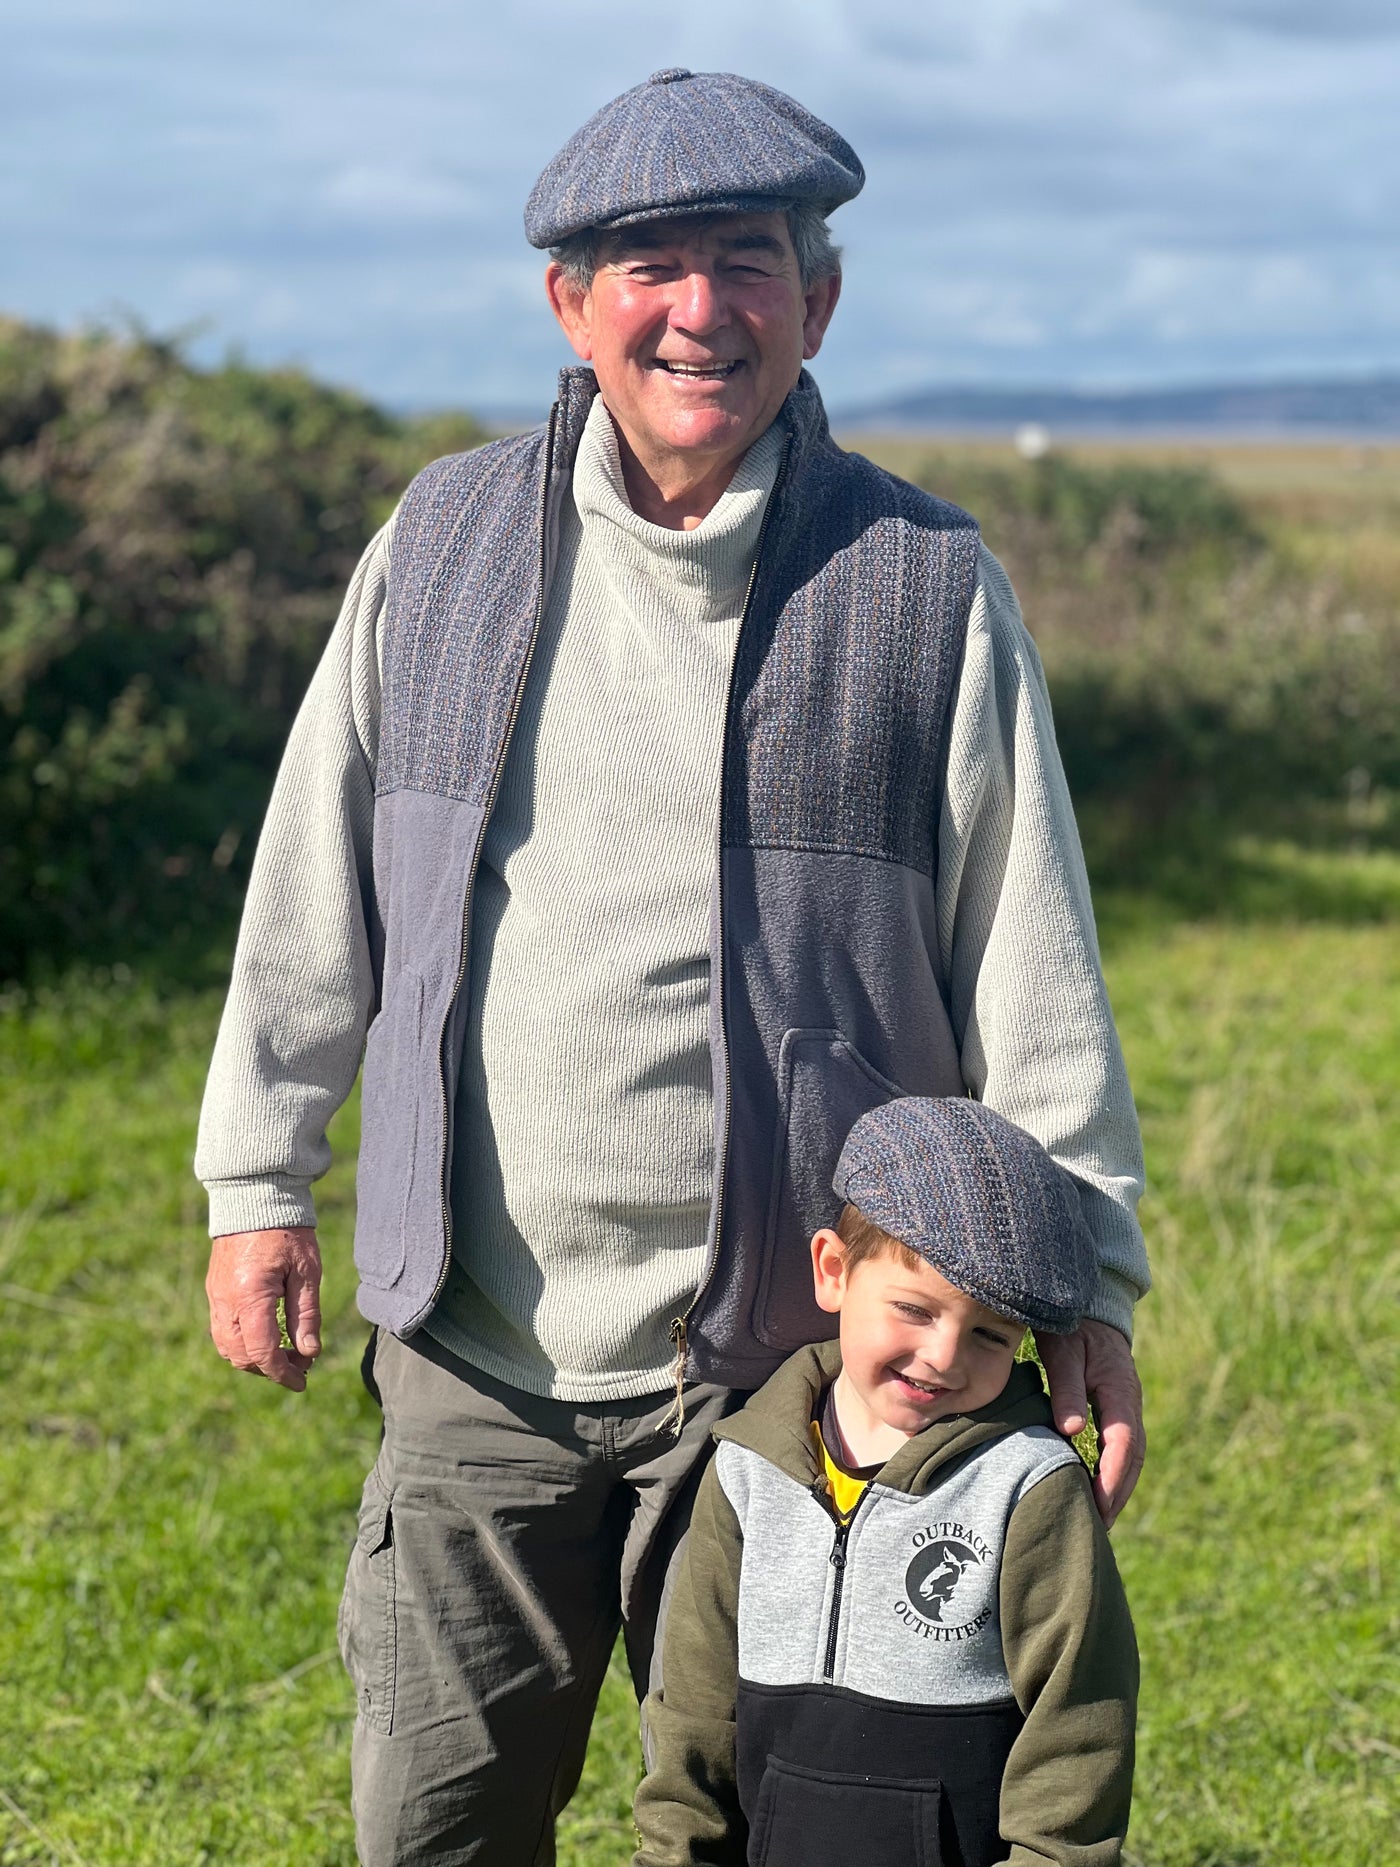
left=0, top=317, right=486, bottom=980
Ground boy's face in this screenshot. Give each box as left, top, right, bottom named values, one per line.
left=811, top=1230, right=1022, bottom=1442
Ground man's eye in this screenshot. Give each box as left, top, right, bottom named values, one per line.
left=895, top=1303, right=930, bottom=1321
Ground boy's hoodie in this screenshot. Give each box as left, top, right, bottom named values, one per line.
left=634, top=1341, right=1137, bottom=1867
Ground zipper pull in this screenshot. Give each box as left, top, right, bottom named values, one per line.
left=657, top=1318, right=688, bottom=1440
left=830, top=1526, right=849, bottom=1569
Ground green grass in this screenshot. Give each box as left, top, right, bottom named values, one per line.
left=2, top=867, right=1398, bottom=1864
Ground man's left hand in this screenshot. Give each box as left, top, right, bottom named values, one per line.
left=1033, top=1319, right=1145, bottom=1530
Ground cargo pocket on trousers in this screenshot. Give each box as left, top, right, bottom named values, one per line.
left=748, top=1756, right=945, bottom=1867
left=338, top=1469, right=397, bottom=1735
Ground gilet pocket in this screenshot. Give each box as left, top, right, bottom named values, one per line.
left=355, top=970, right=425, bottom=1290
left=755, top=1029, right=905, bottom=1350
left=337, top=1468, right=397, bottom=1735
left=749, top=1755, right=945, bottom=1867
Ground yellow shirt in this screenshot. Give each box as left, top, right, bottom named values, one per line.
left=810, top=1418, right=873, bottom=1522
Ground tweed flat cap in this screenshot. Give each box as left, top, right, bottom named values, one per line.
left=524, top=67, right=864, bottom=249
left=833, top=1098, right=1098, bottom=1334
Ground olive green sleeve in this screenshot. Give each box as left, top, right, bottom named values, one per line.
left=632, top=1456, right=746, bottom=1867
left=996, top=1461, right=1138, bottom=1866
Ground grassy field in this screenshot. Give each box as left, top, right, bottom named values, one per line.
left=2, top=441, right=1397, bottom=1866
left=2, top=864, right=1396, bottom=1866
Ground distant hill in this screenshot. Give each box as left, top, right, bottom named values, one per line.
left=838, top=375, right=1400, bottom=437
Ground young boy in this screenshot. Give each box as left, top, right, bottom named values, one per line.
left=633, top=1096, right=1138, bottom=1867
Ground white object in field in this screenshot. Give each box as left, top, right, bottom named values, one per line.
left=1014, top=423, right=1051, bottom=460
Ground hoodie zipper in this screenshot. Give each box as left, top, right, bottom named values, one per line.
left=664, top=435, right=792, bottom=1402
left=427, top=404, right=561, bottom=1317
left=815, top=1480, right=871, bottom=1684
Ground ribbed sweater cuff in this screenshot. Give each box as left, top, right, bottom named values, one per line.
left=1087, top=1265, right=1141, bottom=1343
left=204, top=1176, right=318, bottom=1239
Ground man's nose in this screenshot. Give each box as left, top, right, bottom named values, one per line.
left=670, top=267, right=729, bottom=336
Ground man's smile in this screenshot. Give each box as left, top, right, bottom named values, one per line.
left=651, top=359, right=744, bottom=379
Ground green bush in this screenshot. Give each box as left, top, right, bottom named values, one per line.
left=0, top=317, right=486, bottom=981
left=6, top=316, right=1398, bottom=983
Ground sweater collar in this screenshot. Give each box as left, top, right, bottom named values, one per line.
left=570, top=394, right=782, bottom=588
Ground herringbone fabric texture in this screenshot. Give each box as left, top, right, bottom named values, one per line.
left=834, top=1097, right=1100, bottom=1333
left=724, top=437, right=979, bottom=873
left=524, top=67, right=864, bottom=247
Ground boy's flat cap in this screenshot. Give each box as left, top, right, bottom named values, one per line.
left=524, top=68, right=864, bottom=249
left=833, top=1098, right=1099, bottom=1334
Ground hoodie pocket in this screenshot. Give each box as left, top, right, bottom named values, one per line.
left=748, top=1755, right=945, bottom=1867
left=755, top=1029, right=905, bottom=1350
left=355, top=970, right=426, bottom=1290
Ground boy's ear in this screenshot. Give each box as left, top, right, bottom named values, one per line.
left=811, top=1228, right=849, bottom=1315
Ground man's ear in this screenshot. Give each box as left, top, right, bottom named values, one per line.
left=801, top=268, right=842, bottom=362
left=811, top=1228, right=849, bottom=1315
left=545, top=261, right=595, bottom=361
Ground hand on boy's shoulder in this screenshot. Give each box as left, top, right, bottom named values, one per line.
left=1034, top=1320, right=1145, bottom=1529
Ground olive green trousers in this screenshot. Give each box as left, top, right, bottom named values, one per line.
left=339, top=1328, right=735, bottom=1866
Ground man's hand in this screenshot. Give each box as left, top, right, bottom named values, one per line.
left=1034, top=1319, right=1145, bottom=1529
left=206, top=1228, right=323, bottom=1393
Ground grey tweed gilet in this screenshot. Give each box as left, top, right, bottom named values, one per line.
left=356, top=366, right=981, bottom=1388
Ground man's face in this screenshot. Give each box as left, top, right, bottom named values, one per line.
left=546, top=211, right=840, bottom=478
left=812, top=1232, right=1022, bottom=1444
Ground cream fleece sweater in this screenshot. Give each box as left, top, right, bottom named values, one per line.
left=195, top=406, right=1148, bottom=1399
left=428, top=401, right=784, bottom=1395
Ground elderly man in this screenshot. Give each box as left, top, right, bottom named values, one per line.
left=196, top=69, right=1148, bottom=1867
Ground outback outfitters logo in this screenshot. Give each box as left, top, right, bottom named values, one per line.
left=894, top=1521, right=993, bottom=1641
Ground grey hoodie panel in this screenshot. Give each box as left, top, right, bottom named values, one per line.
left=716, top=1428, right=1079, bottom=1707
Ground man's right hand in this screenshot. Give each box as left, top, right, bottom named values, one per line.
left=206, top=1227, right=323, bottom=1392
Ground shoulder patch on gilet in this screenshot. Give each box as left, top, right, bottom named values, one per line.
left=378, top=430, right=552, bottom=802
left=723, top=444, right=981, bottom=876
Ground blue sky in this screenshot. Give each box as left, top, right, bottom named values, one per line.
left=4, top=0, right=1398, bottom=413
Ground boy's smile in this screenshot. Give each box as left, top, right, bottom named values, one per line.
left=811, top=1229, right=1023, bottom=1468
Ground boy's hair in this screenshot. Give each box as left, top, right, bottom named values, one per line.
left=835, top=1202, right=925, bottom=1276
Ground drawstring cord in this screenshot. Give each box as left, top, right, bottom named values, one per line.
left=658, top=1317, right=688, bottom=1439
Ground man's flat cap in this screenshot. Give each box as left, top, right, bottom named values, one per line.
left=524, top=68, right=864, bottom=249
left=833, top=1098, right=1099, bottom=1335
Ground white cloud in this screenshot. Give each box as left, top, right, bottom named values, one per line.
left=2, top=0, right=1397, bottom=406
